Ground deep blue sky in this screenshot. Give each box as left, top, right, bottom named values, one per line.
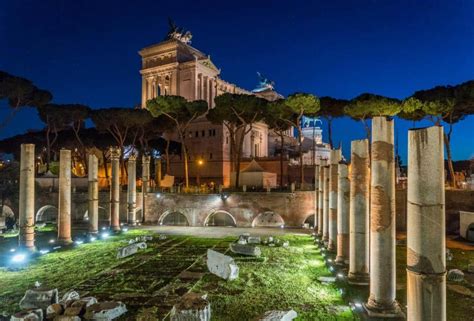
left=1, top=0, right=473, bottom=162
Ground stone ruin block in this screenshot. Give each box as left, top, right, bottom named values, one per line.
left=170, top=292, right=211, bottom=321
left=60, top=290, right=80, bottom=304
left=10, top=309, right=43, bottom=321
left=255, top=309, right=297, bottom=321
left=46, top=303, right=65, bottom=319
left=19, top=287, right=58, bottom=310
left=136, top=235, right=153, bottom=242
left=230, top=243, right=261, bottom=257
left=83, top=301, right=127, bottom=320
left=247, top=236, right=261, bottom=244
left=116, top=242, right=147, bottom=259
left=159, top=235, right=168, bottom=240
left=53, top=316, right=81, bottom=321
left=237, top=235, right=247, bottom=245
left=206, top=249, right=239, bottom=281
left=447, top=269, right=464, bottom=282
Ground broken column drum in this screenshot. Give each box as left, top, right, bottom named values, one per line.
left=348, top=139, right=370, bottom=284
left=335, top=162, right=350, bottom=265
left=19, top=144, right=35, bottom=250
left=88, top=154, right=99, bottom=234
left=365, top=116, right=402, bottom=316
left=318, top=159, right=326, bottom=236
left=58, top=149, right=72, bottom=244
left=328, top=148, right=342, bottom=252
left=127, top=154, right=137, bottom=225
left=407, top=126, right=446, bottom=321
left=110, top=147, right=121, bottom=231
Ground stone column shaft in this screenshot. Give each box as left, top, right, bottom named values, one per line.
left=335, top=162, right=350, bottom=264
left=141, top=155, right=150, bottom=223
left=407, top=126, right=446, bottom=321
left=88, top=154, right=99, bottom=234
left=19, top=144, right=35, bottom=250
left=365, top=116, right=401, bottom=316
left=348, top=139, right=370, bottom=284
left=155, top=158, right=162, bottom=188
left=323, top=165, right=330, bottom=242
left=318, top=159, right=326, bottom=236
left=127, top=155, right=137, bottom=225
left=110, top=147, right=121, bottom=231
left=328, top=148, right=342, bottom=252
left=314, top=164, right=320, bottom=231
left=58, top=149, right=72, bottom=244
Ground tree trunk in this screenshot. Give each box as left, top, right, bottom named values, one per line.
left=45, top=126, right=51, bottom=172
left=444, top=132, right=456, bottom=188
left=165, top=138, right=170, bottom=174
left=102, top=149, right=109, bottom=181
left=179, top=132, right=189, bottom=188
left=234, top=129, right=246, bottom=189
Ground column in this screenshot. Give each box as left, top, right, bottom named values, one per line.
left=141, top=77, right=147, bottom=108
left=110, top=147, right=121, bottom=231
left=58, top=149, right=72, bottom=244
left=317, top=159, right=326, bottom=236
left=365, top=117, right=402, bottom=316
left=323, top=163, right=330, bottom=243
left=314, top=162, right=320, bottom=232
left=141, top=155, right=150, bottom=223
left=407, top=126, right=445, bottom=321
left=127, top=154, right=137, bottom=225
left=328, top=148, right=341, bottom=252
left=348, top=139, right=370, bottom=285
left=88, top=154, right=99, bottom=234
left=18, top=144, right=35, bottom=250
left=155, top=158, right=162, bottom=188
left=335, top=162, right=350, bottom=265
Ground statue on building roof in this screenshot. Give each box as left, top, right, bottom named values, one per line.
left=252, top=72, right=275, bottom=93
left=165, top=18, right=192, bottom=44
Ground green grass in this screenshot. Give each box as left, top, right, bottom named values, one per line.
left=0, top=231, right=355, bottom=320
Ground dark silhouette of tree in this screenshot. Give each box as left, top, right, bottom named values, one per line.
left=283, top=93, right=320, bottom=185
left=0, top=71, right=52, bottom=131
left=147, top=96, right=208, bottom=188
left=318, top=97, right=348, bottom=148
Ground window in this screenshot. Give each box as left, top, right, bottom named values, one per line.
left=226, top=136, right=229, bottom=144
left=209, top=129, right=212, bottom=136
left=156, top=85, right=161, bottom=96
left=195, top=131, right=198, bottom=138
left=212, top=129, right=216, bottom=136
left=210, top=153, right=213, bottom=159
left=202, top=130, right=205, bottom=137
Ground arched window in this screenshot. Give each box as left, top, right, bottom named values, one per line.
left=156, top=85, right=161, bottom=97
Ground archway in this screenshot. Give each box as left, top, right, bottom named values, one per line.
left=204, top=210, right=236, bottom=227
left=303, top=214, right=315, bottom=228
left=160, top=211, right=189, bottom=226
left=35, top=205, right=58, bottom=223
left=252, top=211, right=285, bottom=227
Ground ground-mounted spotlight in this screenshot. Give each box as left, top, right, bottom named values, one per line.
left=49, top=239, right=55, bottom=244
left=53, top=246, right=62, bottom=250
left=156, top=193, right=161, bottom=198
left=122, top=227, right=129, bottom=232
left=39, top=249, right=50, bottom=255
left=10, top=248, right=16, bottom=252
left=89, top=236, right=97, bottom=242
left=280, top=224, right=285, bottom=229
left=101, top=226, right=107, bottom=231
left=327, top=258, right=333, bottom=263
left=220, top=193, right=229, bottom=201
left=11, top=253, right=27, bottom=264
left=354, top=302, right=362, bottom=310
left=329, top=266, right=334, bottom=272
left=74, top=240, right=84, bottom=245
left=337, top=273, right=344, bottom=279
left=101, top=232, right=110, bottom=239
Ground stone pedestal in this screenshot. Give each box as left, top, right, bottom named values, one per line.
left=364, top=117, right=402, bottom=317
left=88, top=154, right=99, bottom=234
left=58, top=149, right=72, bottom=244
left=141, top=155, right=150, bottom=223
left=19, top=144, right=35, bottom=250
left=110, top=147, right=121, bottom=231
left=318, top=159, right=326, bottom=236
left=328, top=148, right=341, bottom=252
left=348, top=139, right=370, bottom=285
left=323, top=164, right=330, bottom=243
left=407, top=126, right=446, bottom=321
left=127, top=154, right=137, bottom=225
left=335, top=162, right=349, bottom=265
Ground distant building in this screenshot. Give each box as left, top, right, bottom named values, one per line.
left=138, top=21, right=329, bottom=186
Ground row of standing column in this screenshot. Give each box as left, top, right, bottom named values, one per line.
left=314, top=117, right=445, bottom=320
left=18, top=146, right=151, bottom=250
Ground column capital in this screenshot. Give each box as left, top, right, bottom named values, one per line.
left=142, top=155, right=151, bottom=164
left=109, top=147, right=121, bottom=159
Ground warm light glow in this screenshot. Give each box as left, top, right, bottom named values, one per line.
left=198, top=159, right=204, bottom=166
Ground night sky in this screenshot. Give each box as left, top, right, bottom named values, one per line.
left=1, top=0, right=473, bottom=162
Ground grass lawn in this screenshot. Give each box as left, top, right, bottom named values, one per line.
left=0, top=230, right=355, bottom=320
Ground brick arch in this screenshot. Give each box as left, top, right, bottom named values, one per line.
left=251, top=211, right=285, bottom=228
left=303, top=213, right=316, bottom=227
left=204, top=210, right=236, bottom=227
left=83, top=206, right=108, bottom=221
left=159, top=210, right=190, bottom=226
left=35, top=205, right=58, bottom=222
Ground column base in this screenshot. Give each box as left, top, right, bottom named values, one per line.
left=88, top=230, right=98, bottom=235
left=128, top=221, right=137, bottom=226
left=347, top=272, right=370, bottom=285
left=327, top=242, right=336, bottom=253
left=58, top=238, right=73, bottom=245
left=364, top=298, right=405, bottom=318
left=111, top=226, right=121, bottom=232
left=335, top=256, right=348, bottom=266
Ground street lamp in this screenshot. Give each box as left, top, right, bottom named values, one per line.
left=196, top=158, right=204, bottom=186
